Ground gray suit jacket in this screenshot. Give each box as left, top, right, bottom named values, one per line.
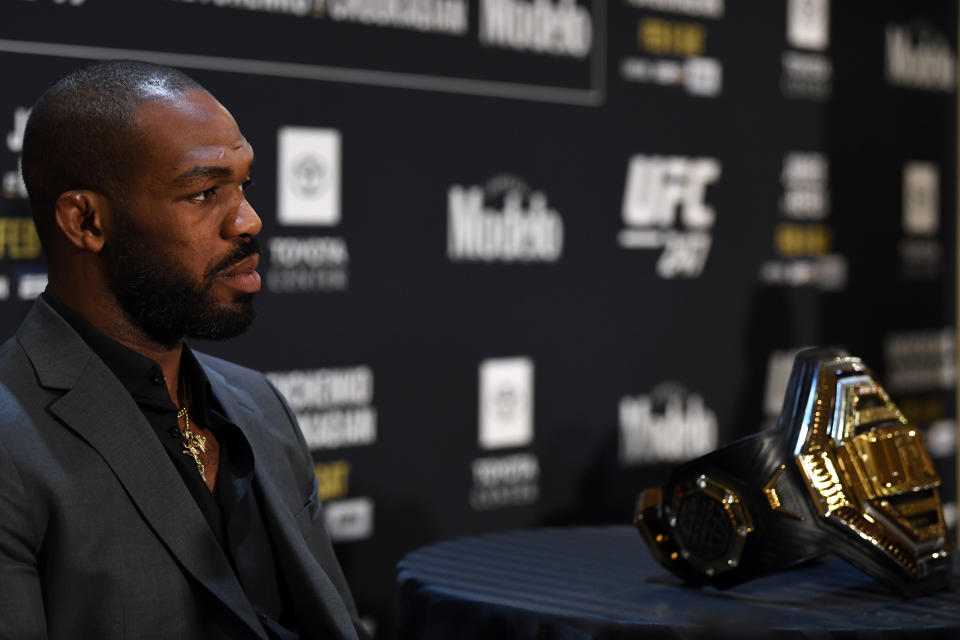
left=0, top=298, right=364, bottom=640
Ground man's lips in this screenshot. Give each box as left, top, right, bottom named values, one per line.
left=217, top=254, right=261, bottom=293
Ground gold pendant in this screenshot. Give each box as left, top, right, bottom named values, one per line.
left=177, top=404, right=207, bottom=480
left=181, top=426, right=207, bottom=479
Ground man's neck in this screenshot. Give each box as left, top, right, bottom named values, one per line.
left=49, top=281, right=185, bottom=405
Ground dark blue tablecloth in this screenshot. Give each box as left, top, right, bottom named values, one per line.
left=396, top=526, right=960, bottom=639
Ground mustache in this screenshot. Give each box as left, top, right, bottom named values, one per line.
left=206, top=237, right=261, bottom=279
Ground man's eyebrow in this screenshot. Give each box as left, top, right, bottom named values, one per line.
left=171, top=165, right=233, bottom=186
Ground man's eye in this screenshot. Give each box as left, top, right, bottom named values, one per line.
left=189, top=187, right=217, bottom=204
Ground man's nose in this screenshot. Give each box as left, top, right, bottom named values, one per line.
left=225, top=196, right=262, bottom=238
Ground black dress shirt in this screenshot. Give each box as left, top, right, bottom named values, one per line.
left=43, top=291, right=302, bottom=640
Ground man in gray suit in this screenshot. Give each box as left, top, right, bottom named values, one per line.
left=0, top=60, right=366, bottom=639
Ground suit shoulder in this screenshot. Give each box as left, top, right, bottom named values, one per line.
left=0, top=334, right=21, bottom=366
left=0, top=335, right=32, bottom=390
left=194, top=351, right=266, bottom=384
left=192, top=350, right=290, bottom=411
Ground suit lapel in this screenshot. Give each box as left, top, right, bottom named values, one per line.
left=18, top=300, right=268, bottom=640
left=204, top=365, right=360, bottom=640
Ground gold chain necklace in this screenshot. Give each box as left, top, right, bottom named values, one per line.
left=177, top=384, right=207, bottom=480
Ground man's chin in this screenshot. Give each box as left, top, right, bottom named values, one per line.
left=189, top=299, right=257, bottom=342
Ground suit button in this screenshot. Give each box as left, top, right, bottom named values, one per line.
left=256, top=611, right=268, bottom=621
left=150, top=374, right=164, bottom=386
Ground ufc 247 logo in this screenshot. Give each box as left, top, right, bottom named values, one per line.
left=618, top=155, right=721, bottom=278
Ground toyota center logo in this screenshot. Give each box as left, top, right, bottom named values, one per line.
left=290, top=153, right=331, bottom=199
left=479, top=357, right=534, bottom=450
left=277, top=127, right=341, bottom=226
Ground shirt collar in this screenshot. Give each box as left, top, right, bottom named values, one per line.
left=42, top=288, right=212, bottom=412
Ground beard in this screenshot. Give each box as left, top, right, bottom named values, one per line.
left=102, top=215, right=259, bottom=349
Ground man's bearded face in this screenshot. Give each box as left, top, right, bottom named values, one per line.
left=103, top=209, right=259, bottom=348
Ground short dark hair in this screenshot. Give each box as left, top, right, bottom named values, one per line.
left=21, top=59, right=203, bottom=251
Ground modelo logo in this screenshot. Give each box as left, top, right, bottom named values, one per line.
left=618, top=155, right=720, bottom=278
left=479, top=0, right=592, bottom=58
left=886, top=24, right=956, bottom=92
left=619, top=382, right=718, bottom=464
left=448, top=175, right=563, bottom=263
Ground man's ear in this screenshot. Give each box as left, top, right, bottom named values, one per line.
left=54, top=190, right=110, bottom=253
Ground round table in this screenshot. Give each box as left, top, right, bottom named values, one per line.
left=396, top=526, right=960, bottom=639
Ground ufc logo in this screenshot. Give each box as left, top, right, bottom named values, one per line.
left=621, top=155, right=720, bottom=230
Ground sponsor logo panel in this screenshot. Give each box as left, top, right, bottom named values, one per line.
left=620, top=0, right=721, bottom=96
left=469, top=452, right=540, bottom=510
left=277, top=127, right=340, bottom=227
left=268, top=127, right=349, bottom=293
left=886, top=23, right=956, bottom=92
left=267, top=236, right=349, bottom=292
left=170, top=0, right=468, bottom=35
left=618, top=5, right=722, bottom=97
left=1, top=106, right=41, bottom=277
left=618, top=154, right=720, bottom=278
left=619, top=382, right=718, bottom=464
left=883, top=328, right=955, bottom=395
left=781, top=51, right=831, bottom=99
left=786, top=0, right=829, bottom=51
left=17, top=0, right=602, bottom=105
left=759, top=151, right=845, bottom=290
left=0, top=217, right=41, bottom=262
left=479, top=357, right=534, bottom=450
left=328, top=0, right=467, bottom=34
left=324, top=497, right=375, bottom=542
left=470, top=357, right=540, bottom=509
left=313, top=460, right=374, bottom=543
left=266, top=366, right=377, bottom=450
left=315, top=459, right=352, bottom=501
left=625, top=0, right=723, bottom=18
left=3, top=106, right=29, bottom=200
left=781, top=1, right=831, bottom=100
left=479, top=0, right=593, bottom=58
left=17, top=272, right=47, bottom=300
left=1, top=106, right=64, bottom=304
left=899, top=161, right=943, bottom=279
left=447, top=175, right=564, bottom=263
left=923, top=419, right=956, bottom=460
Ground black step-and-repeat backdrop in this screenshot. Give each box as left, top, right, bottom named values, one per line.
left=1, top=0, right=957, bottom=636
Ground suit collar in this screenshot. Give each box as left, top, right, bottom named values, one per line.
left=201, top=359, right=360, bottom=640
left=17, top=296, right=93, bottom=390
left=17, top=298, right=269, bottom=640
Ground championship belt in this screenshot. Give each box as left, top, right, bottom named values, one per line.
left=634, top=347, right=952, bottom=596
